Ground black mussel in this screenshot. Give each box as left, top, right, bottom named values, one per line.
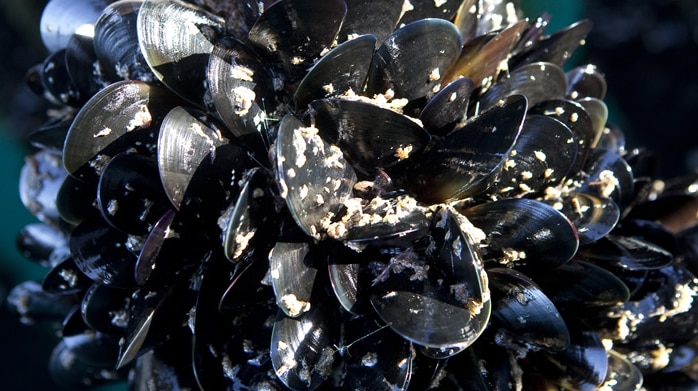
left=310, top=98, right=430, bottom=177
left=369, top=208, right=490, bottom=351
left=529, top=98, right=595, bottom=174
left=442, top=21, right=526, bottom=89
left=461, top=198, right=579, bottom=269
left=271, top=282, right=341, bottom=391
left=546, top=192, right=620, bottom=246
left=511, top=19, right=593, bottom=69
left=479, top=61, right=567, bottom=110
left=579, top=234, right=673, bottom=271
left=528, top=321, right=608, bottom=391
left=42, top=256, right=90, bottom=295
left=366, top=18, right=462, bottom=101
left=530, top=259, right=630, bottom=312
left=16, top=222, right=68, bottom=266
left=80, top=283, right=132, bottom=335
left=419, top=77, right=473, bottom=136
left=63, top=81, right=181, bottom=182
left=65, top=32, right=103, bottom=102
left=328, top=247, right=370, bottom=315
left=56, top=174, right=99, bottom=225
left=40, top=49, right=81, bottom=106
left=157, top=106, right=228, bottom=210
left=488, top=268, right=570, bottom=352
left=7, top=280, right=77, bottom=326
left=248, top=0, right=347, bottom=83
left=131, top=349, right=197, bottom=391
left=70, top=216, right=139, bottom=288
left=40, top=0, right=109, bottom=52
left=269, top=242, right=317, bottom=318
left=491, top=114, right=577, bottom=198
left=207, top=36, right=275, bottom=148
left=293, top=34, right=376, bottom=109
left=406, top=94, right=526, bottom=203
left=274, top=114, right=356, bottom=239
left=577, top=97, right=609, bottom=147
left=596, top=123, right=627, bottom=155
left=604, top=350, right=644, bottom=391
left=27, top=115, right=72, bottom=152
left=137, top=0, right=225, bottom=105
left=567, top=64, right=607, bottom=100
left=49, top=332, right=126, bottom=389
left=133, top=209, right=175, bottom=286
left=97, top=152, right=171, bottom=235
left=94, top=0, right=155, bottom=83
left=627, top=193, right=698, bottom=234
left=338, top=0, right=402, bottom=44
left=19, top=150, right=66, bottom=226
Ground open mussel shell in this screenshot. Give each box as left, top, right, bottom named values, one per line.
left=369, top=208, right=490, bottom=350
left=271, top=283, right=341, bottom=391
left=19, top=150, right=66, bottom=226
left=461, top=198, right=579, bottom=269
left=442, top=21, right=526, bottom=89
left=532, top=259, right=630, bottom=314
left=274, top=114, right=357, bottom=239
left=337, top=0, right=402, bottom=44
left=40, top=0, right=109, bottom=52
left=419, top=77, right=473, bottom=136
left=479, top=62, right=567, bottom=110
left=511, top=19, right=593, bottom=68
left=293, top=34, right=376, bottom=109
left=70, top=216, right=140, bottom=288
left=567, top=64, right=607, bottom=100
left=157, top=106, right=228, bottom=210
left=366, top=18, right=462, bottom=101
left=406, top=94, right=526, bottom=203
left=94, top=0, right=154, bottom=83
left=310, top=98, right=430, bottom=177
left=548, top=192, right=620, bottom=246
left=49, top=332, right=126, bottom=389
left=269, top=242, right=317, bottom=318
left=63, top=80, right=181, bottom=182
left=137, top=0, right=226, bottom=105
left=488, top=268, right=570, bottom=352
left=248, top=0, right=347, bottom=82
left=207, top=36, right=274, bottom=143
left=97, top=152, right=171, bottom=235
left=491, top=114, right=577, bottom=197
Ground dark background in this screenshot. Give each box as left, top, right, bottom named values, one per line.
left=1, top=0, right=697, bottom=389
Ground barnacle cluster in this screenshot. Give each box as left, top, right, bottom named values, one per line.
left=9, top=0, right=698, bottom=389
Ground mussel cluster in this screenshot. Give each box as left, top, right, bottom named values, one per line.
left=9, top=0, right=698, bottom=389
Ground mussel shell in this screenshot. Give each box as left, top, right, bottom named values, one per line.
left=269, top=242, right=317, bottom=318
left=56, top=174, right=99, bottom=225
left=41, top=49, right=80, bottom=106
left=604, top=350, right=643, bottom=391
left=369, top=208, right=490, bottom=349
left=7, top=280, right=77, bottom=325
left=16, top=223, right=68, bottom=266
left=461, top=198, right=579, bottom=268
left=578, top=234, right=673, bottom=271
left=337, top=0, right=402, bottom=44
left=63, top=81, right=180, bottom=181
left=274, top=114, right=357, bottom=239
left=97, top=152, right=171, bottom=235
left=577, top=97, right=608, bottom=148
left=65, top=32, right=103, bottom=102
left=42, top=256, right=90, bottom=295
left=293, top=34, right=376, bottom=109
left=442, top=21, right=526, bottom=88
left=133, top=209, right=177, bottom=286
left=80, top=282, right=132, bottom=335
left=488, top=268, right=570, bottom=352
left=157, top=106, right=228, bottom=210
left=479, top=62, right=567, bottom=110
left=137, top=0, right=225, bottom=105
left=511, top=19, right=593, bottom=68
left=399, top=0, right=462, bottom=24
left=419, top=77, right=473, bottom=136
left=406, top=94, right=526, bottom=203
left=310, top=98, right=431, bottom=177
left=70, top=216, right=139, bottom=288
left=40, top=0, right=109, bottom=52
left=27, top=115, right=72, bottom=152
left=551, top=192, right=620, bottom=246
left=49, top=333, right=125, bottom=389
left=94, top=0, right=155, bottom=82
left=366, top=18, right=463, bottom=101
left=567, top=64, right=607, bottom=100
left=19, top=150, right=66, bottom=226
left=490, top=114, right=577, bottom=197
left=248, top=0, right=347, bottom=82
